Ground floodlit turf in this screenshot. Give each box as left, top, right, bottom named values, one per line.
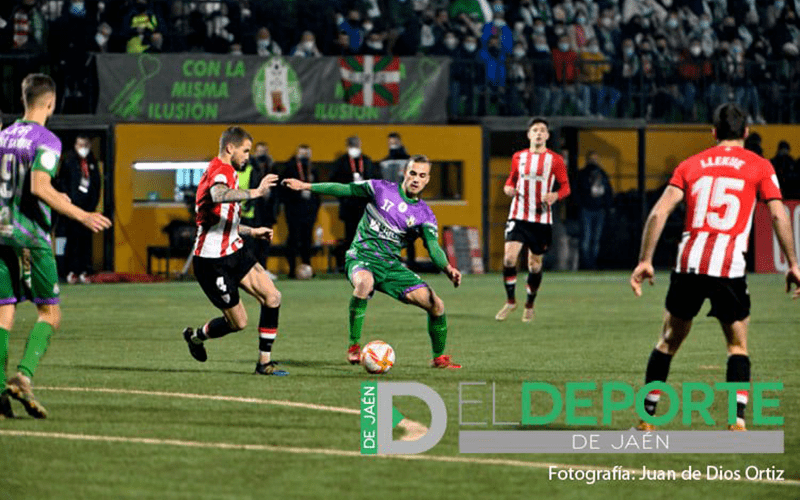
left=0, top=271, right=798, bottom=499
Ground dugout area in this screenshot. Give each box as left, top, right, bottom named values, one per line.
left=27, top=116, right=800, bottom=276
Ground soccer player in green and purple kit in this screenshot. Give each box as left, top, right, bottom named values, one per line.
left=283, top=155, right=463, bottom=369
left=0, top=74, right=111, bottom=419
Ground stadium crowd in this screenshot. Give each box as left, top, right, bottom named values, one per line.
left=2, top=0, right=800, bottom=121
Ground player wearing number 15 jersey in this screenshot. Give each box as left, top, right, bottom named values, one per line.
left=630, top=103, right=800, bottom=431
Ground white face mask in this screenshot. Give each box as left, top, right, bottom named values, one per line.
left=367, top=41, right=383, bottom=50
left=348, top=147, right=361, bottom=158
left=514, top=48, right=526, bottom=58
left=444, top=37, right=458, bottom=50
left=690, top=46, right=702, bottom=56
left=464, top=42, right=477, bottom=52
left=302, top=40, right=315, bottom=51
left=558, top=42, right=570, bottom=52
left=258, top=39, right=270, bottom=51
left=77, top=147, right=90, bottom=158
left=95, top=32, right=108, bottom=46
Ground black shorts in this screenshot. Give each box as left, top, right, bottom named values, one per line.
left=194, top=249, right=258, bottom=310
left=665, top=272, right=750, bottom=324
left=504, top=220, right=552, bottom=255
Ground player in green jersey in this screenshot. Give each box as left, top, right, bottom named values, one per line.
left=0, top=74, right=111, bottom=419
left=284, top=155, right=463, bottom=369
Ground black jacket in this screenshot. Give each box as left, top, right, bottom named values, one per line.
left=330, top=153, right=376, bottom=221
left=57, top=151, right=101, bottom=211
left=280, top=156, right=320, bottom=222
left=576, top=163, right=614, bottom=211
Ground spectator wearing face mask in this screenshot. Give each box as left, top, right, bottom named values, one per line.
left=244, top=142, right=278, bottom=271
left=51, top=0, right=97, bottom=111
left=447, top=34, right=481, bottom=115
left=553, top=34, right=590, bottom=115
left=661, top=10, right=689, bottom=53
left=595, top=8, right=622, bottom=58
left=93, top=22, right=113, bottom=52
left=255, top=27, right=282, bottom=56
left=677, top=38, right=714, bottom=121
left=362, top=30, right=387, bottom=55
left=529, top=34, right=556, bottom=115
left=290, top=30, right=322, bottom=57
left=338, top=9, right=364, bottom=53
left=331, top=136, right=376, bottom=270
left=570, top=7, right=595, bottom=52
left=617, top=37, right=641, bottom=117
left=280, top=145, right=321, bottom=279
left=720, top=38, right=763, bottom=123
left=56, top=135, right=102, bottom=284
left=580, top=38, right=619, bottom=117
left=482, top=1, right=513, bottom=57
left=505, top=41, right=531, bottom=115
left=478, top=34, right=510, bottom=114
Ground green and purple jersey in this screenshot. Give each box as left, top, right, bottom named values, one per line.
left=311, top=179, right=449, bottom=269
left=0, top=120, right=62, bottom=249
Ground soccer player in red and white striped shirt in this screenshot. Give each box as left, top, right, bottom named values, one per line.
left=631, top=104, right=800, bottom=430
left=182, top=127, right=287, bottom=376
left=496, top=117, right=570, bottom=323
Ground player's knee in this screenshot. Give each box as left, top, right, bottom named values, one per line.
left=503, top=256, right=516, bottom=268
left=528, top=260, right=542, bottom=273
left=265, top=290, right=281, bottom=308
left=230, top=315, right=247, bottom=331
left=38, top=308, right=61, bottom=330
left=431, top=296, right=445, bottom=316
left=354, top=278, right=373, bottom=298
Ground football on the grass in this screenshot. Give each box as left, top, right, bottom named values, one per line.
left=296, top=264, right=313, bottom=280
left=361, top=340, right=395, bottom=374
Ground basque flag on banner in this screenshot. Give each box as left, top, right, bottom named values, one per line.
left=339, top=56, right=400, bottom=106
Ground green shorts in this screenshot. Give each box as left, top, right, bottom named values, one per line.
left=345, top=250, right=428, bottom=301
left=0, top=246, right=60, bottom=306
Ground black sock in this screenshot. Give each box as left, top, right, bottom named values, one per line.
left=726, top=354, right=750, bottom=422
left=199, top=317, right=236, bottom=340
left=643, top=349, right=673, bottom=416
left=503, top=266, right=517, bottom=303
left=525, top=271, right=543, bottom=308
left=258, top=305, right=279, bottom=354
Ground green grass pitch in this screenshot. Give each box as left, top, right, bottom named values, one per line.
left=0, top=271, right=798, bottom=499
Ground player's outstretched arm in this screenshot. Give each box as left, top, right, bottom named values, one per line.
left=766, top=199, right=800, bottom=299
left=211, top=174, right=278, bottom=203
left=240, top=225, right=273, bottom=241
left=283, top=180, right=373, bottom=198
left=31, top=171, right=111, bottom=233
left=630, top=185, right=684, bottom=296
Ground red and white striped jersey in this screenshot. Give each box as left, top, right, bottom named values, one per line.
left=194, top=158, right=244, bottom=258
left=505, top=148, right=570, bottom=224
left=670, top=144, right=782, bottom=278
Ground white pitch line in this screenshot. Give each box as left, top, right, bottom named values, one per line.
left=1, top=430, right=797, bottom=487
left=37, top=385, right=427, bottom=442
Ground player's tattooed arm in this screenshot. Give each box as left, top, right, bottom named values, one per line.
left=210, top=174, right=279, bottom=203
